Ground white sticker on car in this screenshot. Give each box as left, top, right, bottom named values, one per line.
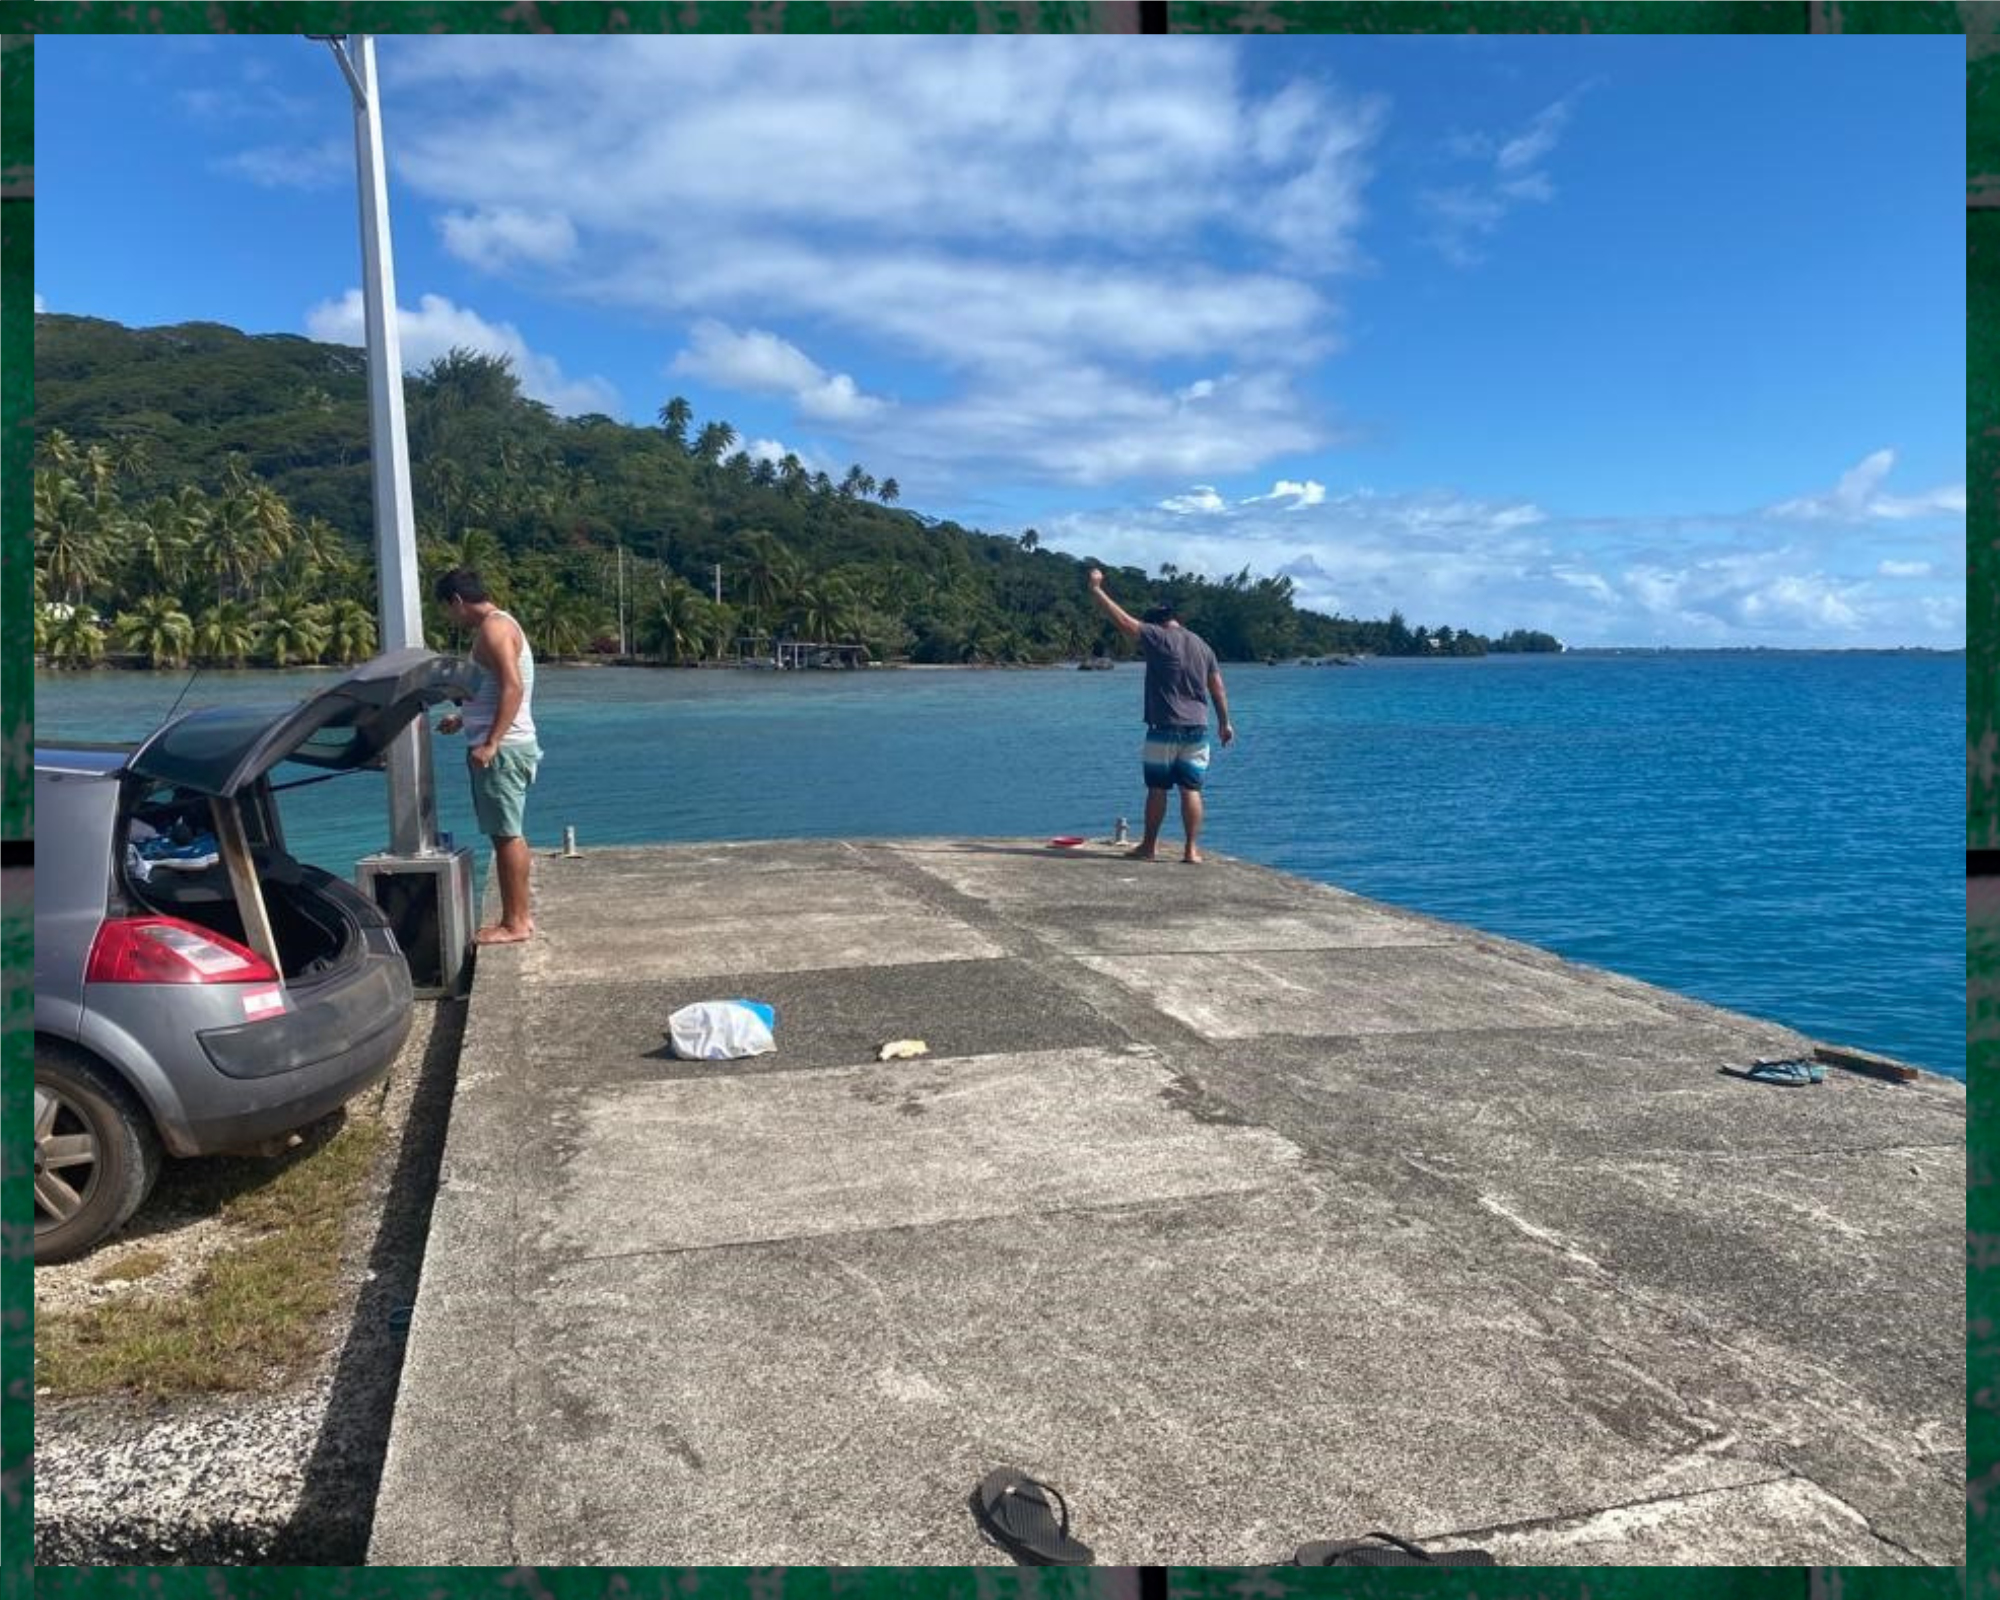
left=242, top=986, right=285, bottom=1019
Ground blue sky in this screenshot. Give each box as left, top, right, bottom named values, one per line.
left=37, top=32, right=1964, bottom=647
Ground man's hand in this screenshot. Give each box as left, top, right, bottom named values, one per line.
left=1218, top=719, right=1236, bottom=748
left=1087, top=568, right=1104, bottom=589
left=470, top=741, right=497, bottom=770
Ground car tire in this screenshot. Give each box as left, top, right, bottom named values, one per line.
left=33, top=1040, right=163, bottom=1265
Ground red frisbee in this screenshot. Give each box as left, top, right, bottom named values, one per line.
left=1047, top=835, right=1086, bottom=848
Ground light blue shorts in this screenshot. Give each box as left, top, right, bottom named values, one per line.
left=469, top=742, right=541, bottom=838
left=1141, top=725, right=1210, bottom=791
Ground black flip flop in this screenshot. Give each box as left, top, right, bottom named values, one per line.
left=970, top=1467, right=1095, bottom=1565
left=1293, top=1531, right=1496, bottom=1566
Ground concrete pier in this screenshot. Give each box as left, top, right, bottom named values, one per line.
left=368, top=840, right=1962, bottom=1566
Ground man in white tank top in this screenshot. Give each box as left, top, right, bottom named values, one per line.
left=434, top=568, right=542, bottom=944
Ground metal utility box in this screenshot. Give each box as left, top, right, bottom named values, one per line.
left=356, top=846, right=476, bottom=998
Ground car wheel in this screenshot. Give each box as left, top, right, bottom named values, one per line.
left=33, top=1041, right=163, bottom=1265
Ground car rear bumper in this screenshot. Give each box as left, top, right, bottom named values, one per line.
left=199, top=954, right=408, bottom=1078
left=179, top=954, right=415, bottom=1152
left=180, top=1003, right=411, bottom=1153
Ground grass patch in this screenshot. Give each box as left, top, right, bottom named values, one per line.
left=91, top=1249, right=171, bottom=1285
left=37, top=1112, right=386, bottom=1398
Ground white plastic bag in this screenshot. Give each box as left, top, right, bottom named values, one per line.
left=667, top=999, right=777, bottom=1060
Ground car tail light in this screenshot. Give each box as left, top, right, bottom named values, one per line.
left=86, top=917, right=281, bottom=985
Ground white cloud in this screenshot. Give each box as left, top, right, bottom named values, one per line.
left=1736, top=573, right=1861, bottom=629
left=387, top=37, right=1384, bottom=268
left=743, top=435, right=838, bottom=477
left=1496, top=99, right=1573, bottom=173
left=1424, top=89, right=1583, bottom=266
left=1768, top=448, right=1966, bottom=523
left=370, top=36, right=1375, bottom=490
left=874, top=364, right=1323, bottom=489
left=1160, top=485, right=1227, bottom=514
left=33, top=292, right=46, bottom=314
left=1245, top=478, right=1327, bottom=508
left=1046, top=485, right=1551, bottom=630
left=671, top=320, right=889, bottom=423
left=1039, top=485, right=1960, bottom=648
left=217, top=138, right=350, bottom=191
left=1879, top=559, right=1933, bottom=578
left=439, top=206, right=578, bottom=271
left=303, top=288, right=620, bottom=417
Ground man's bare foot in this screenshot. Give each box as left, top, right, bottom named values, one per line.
left=474, top=923, right=533, bottom=945
left=1124, top=846, right=1158, bottom=861
left=1182, top=849, right=1205, bottom=864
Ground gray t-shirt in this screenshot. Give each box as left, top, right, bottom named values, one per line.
left=1139, top=622, right=1217, bottom=729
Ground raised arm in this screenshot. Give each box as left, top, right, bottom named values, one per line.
left=1086, top=568, right=1143, bottom=640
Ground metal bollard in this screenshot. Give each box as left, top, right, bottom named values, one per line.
left=561, top=825, right=581, bottom=858
left=1113, top=816, right=1129, bottom=844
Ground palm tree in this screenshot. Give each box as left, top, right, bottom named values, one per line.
left=129, top=496, right=198, bottom=595
left=34, top=472, right=111, bottom=605
left=256, top=594, right=332, bottom=668
left=878, top=478, right=900, bottom=505
left=1020, top=527, right=1040, bottom=553
left=793, top=574, right=857, bottom=643
left=202, top=493, right=283, bottom=605
left=79, top=442, right=118, bottom=511
left=114, top=595, right=195, bottom=669
left=280, top=515, right=348, bottom=589
left=194, top=601, right=260, bottom=668
left=657, top=396, right=693, bottom=454
left=738, top=532, right=800, bottom=631
left=37, top=427, right=81, bottom=476
left=514, top=576, right=601, bottom=659
left=692, top=420, right=737, bottom=468
left=110, top=434, right=152, bottom=488
left=641, top=574, right=704, bottom=664
left=43, top=604, right=106, bottom=668
left=324, top=598, right=379, bottom=665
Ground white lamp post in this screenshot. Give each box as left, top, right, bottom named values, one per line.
left=312, top=32, right=437, bottom=855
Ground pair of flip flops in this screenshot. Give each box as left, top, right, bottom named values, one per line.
left=970, top=1469, right=1498, bottom=1568
left=1720, top=1057, right=1825, bottom=1087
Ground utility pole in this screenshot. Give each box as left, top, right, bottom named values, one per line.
left=313, top=33, right=436, bottom=855
left=713, top=562, right=722, bottom=605
left=617, top=544, right=627, bottom=656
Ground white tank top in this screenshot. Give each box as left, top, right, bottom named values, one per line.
left=462, top=611, right=539, bottom=747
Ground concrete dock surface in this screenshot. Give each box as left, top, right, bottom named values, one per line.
left=369, top=840, right=1963, bottom=1566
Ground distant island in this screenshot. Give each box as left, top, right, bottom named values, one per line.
left=33, top=313, right=1564, bottom=671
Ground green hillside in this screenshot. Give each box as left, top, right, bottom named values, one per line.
left=32, top=313, right=1560, bottom=668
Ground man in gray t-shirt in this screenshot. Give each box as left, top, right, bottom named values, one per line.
left=1087, top=568, right=1235, bottom=863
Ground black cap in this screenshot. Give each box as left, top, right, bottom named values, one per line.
left=1142, top=601, right=1175, bottom=624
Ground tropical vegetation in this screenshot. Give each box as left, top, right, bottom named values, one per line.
left=34, top=314, right=1563, bottom=668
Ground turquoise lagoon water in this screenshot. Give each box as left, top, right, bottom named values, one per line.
left=37, top=651, right=1964, bottom=1080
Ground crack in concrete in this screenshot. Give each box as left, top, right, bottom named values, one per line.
left=1452, top=1470, right=1930, bottom=1562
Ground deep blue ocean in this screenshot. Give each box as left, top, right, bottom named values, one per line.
left=38, top=651, right=1964, bottom=1080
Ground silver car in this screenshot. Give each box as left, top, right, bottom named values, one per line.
left=33, top=648, right=473, bottom=1263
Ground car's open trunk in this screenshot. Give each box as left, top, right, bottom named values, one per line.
left=120, top=782, right=364, bottom=985
left=129, top=856, right=361, bottom=984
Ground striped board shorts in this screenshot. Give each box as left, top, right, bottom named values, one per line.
left=1141, top=724, right=1210, bottom=791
